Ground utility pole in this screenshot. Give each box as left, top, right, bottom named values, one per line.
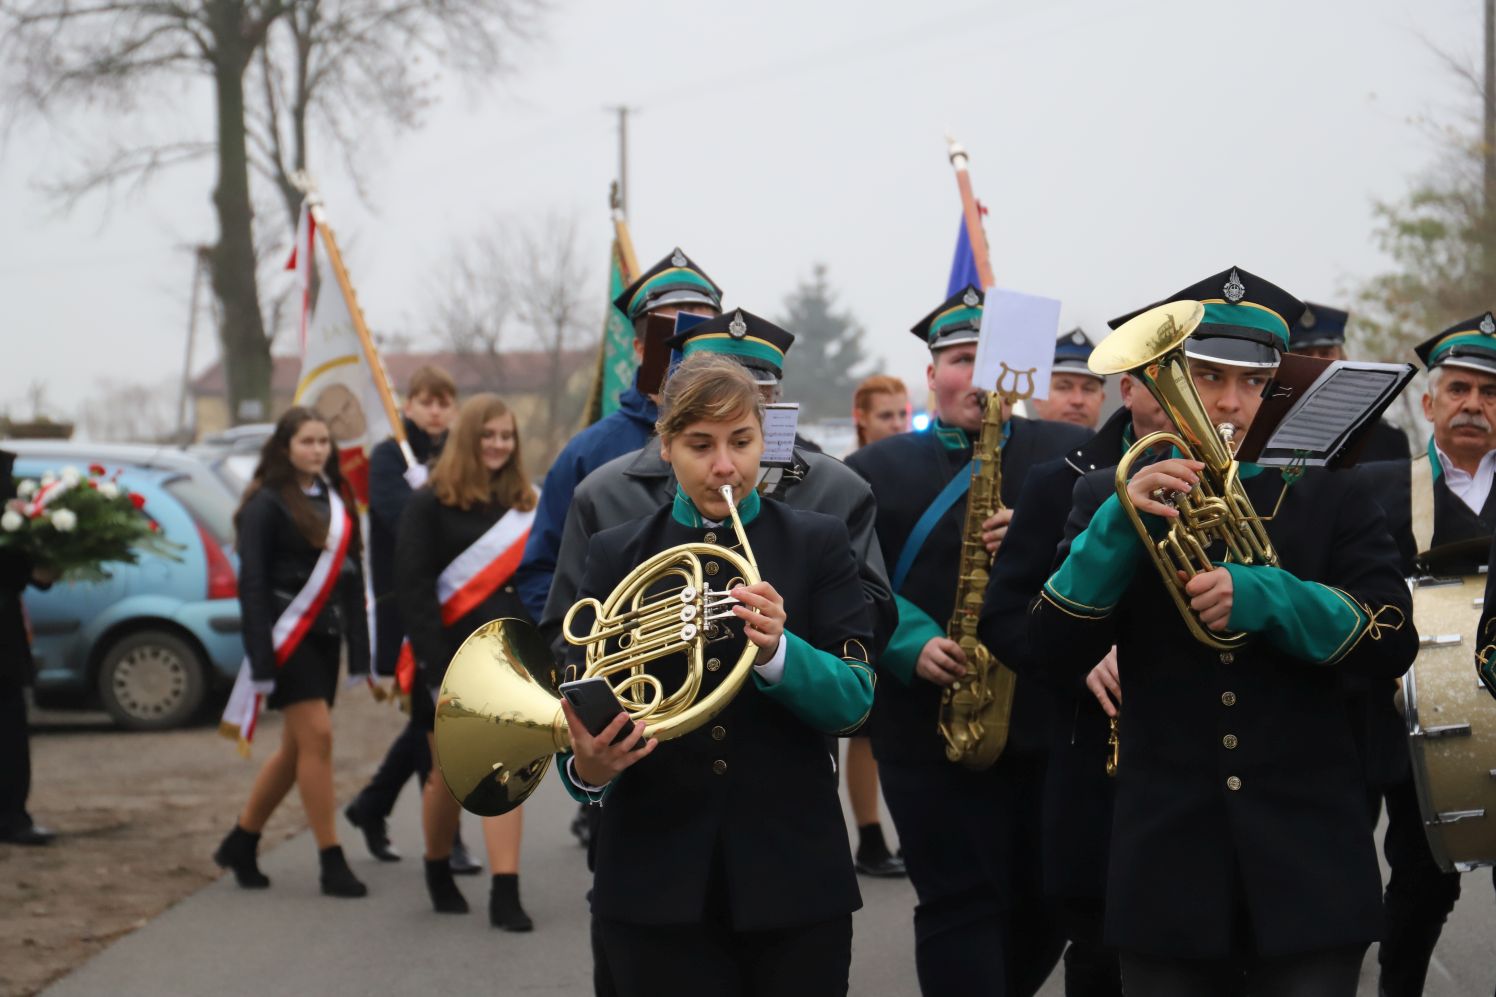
left=606, top=105, right=634, bottom=215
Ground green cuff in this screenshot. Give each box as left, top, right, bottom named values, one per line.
left=1042, top=493, right=1146, bottom=618
left=1223, top=563, right=1369, bottom=665
left=881, top=595, right=946, bottom=686
left=555, top=750, right=611, bottom=805
left=755, top=630, right=875, bottom=734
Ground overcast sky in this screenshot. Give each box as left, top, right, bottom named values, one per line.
left=0, top=0, right=1482, bottom=426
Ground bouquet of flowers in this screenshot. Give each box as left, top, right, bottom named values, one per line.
left=2, top=464, right=183, bottom=581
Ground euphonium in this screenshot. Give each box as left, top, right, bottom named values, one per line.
left=937, top=390, right=1017, bottom=770
left=1088, top=300, right=1278, bottom=650
left=434, top=484, right=761, bottom=816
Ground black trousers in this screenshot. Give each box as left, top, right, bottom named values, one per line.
left=0, top=682, right=32, bottom=833
left=596, top=913, right=852, bottom=997
left=350, top=713, right=431, bottom=820
left=1378, top=773, right=1463, bottom=997
left=1055, top=897, right=1122, bottom=997
left=1120, top=944, right=1366, bottom=997
left=879, top=753, right=1065, bottom=997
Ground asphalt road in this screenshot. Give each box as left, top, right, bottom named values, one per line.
left=39, top=747, right=1495, bottom=997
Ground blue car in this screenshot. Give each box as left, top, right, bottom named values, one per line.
left=11, top=446, right=244, bottom=730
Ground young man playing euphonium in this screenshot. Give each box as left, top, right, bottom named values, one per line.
left=1028, top=267, right=1418, bottom=997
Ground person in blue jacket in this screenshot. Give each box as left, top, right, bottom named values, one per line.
left=513, top=247, right=723, bottom=622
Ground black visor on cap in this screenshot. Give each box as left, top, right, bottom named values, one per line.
left=1184, top=329, right=1281, bottom=368
left=1437, top=348, right=1496, bottom=378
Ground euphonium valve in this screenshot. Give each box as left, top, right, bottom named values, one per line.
left=1089, top=300, right=1279, bottom=651
left=434, top=485, right=761, bottom=816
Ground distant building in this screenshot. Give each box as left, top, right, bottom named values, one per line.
left=187, top=348, right=595, bottom=444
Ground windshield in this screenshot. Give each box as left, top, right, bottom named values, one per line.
left=162, top=475, right=237, bottom=545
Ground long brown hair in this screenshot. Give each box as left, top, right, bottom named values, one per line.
left=235, top=406, right=362, bottom=556
left=430, top=394, right=537, bottom=512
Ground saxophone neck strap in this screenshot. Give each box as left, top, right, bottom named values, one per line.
left=891, top=460, right=973, bottom=593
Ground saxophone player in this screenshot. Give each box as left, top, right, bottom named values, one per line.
left=1027, top=268, right=1418, bottom=997
left=844, top=285, right=1088, bottom=997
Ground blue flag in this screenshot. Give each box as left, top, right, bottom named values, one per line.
left=947, top=213, right=981, bottom=296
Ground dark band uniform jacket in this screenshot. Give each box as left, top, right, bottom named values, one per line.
left=1029, top=463, right=1418, bottom=959
left=844, top=414, right=1090, bottom=763
left=236, top=483, right=369, bottom=689
left=394, top=489, right=533, bottom=683
left=367, top=418, right=443, bottom=676
left=541, top=440, right=895, bottom=657
left=557, top=492, right=875, bottom=931
left=978, top=406, right=1134, bottom=903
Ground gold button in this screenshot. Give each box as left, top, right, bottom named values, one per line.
left=1226, top=775, right=1242, bottom=791
left=707, top=657, right=721, bottom=672
left=705, top=562, right=719, bottom=576
left=1221, top=691, right=1237, bottom=707
left=1222, top=734, right=1239, bottom=750
left=711, top=725, right=726, bottom=741
left=703, top=531, right=717, bottom=544
left=1219, top=652, right=1234, bottom=665
left=712, top=759, right=727, bottom=775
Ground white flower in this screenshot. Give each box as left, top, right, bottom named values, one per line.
left=98, top=481, right=120, bottom=499
left=1, top=510, right=22, bottom=532
left=60, top=466, right=81, bottom=486
left=50, top=508, right=77, bottom=532
left=40, top=471, right=57, bottom=486
left=16, top=479, right=37, bottom=499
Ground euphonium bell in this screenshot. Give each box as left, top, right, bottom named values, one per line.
left=1088, top=300, right=1278, bottom=650
left=434, top=485, right=761, bottom=816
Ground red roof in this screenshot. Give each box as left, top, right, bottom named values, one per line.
left=191, top=348, right=594, bottom=397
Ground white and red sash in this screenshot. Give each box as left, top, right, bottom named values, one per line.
left=220, top=485, right=352, bottom=755
left=395, top=503, right=535, bottom=695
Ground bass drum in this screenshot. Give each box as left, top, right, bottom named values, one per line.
left=1406, top=573, right=1496, bottom=872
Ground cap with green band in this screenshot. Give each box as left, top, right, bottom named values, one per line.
left=1414, top=311, right=1496, bottom=375
left=665, top=308, right=795, bottom=380
left=910, top=284, right=984, bottom=352
left=1107, top=266, right=1303, bottom=368
left=612, top=247, right=724, bottom=322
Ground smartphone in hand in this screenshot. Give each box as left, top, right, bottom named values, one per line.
left=560, top=677, right=641, bottom=747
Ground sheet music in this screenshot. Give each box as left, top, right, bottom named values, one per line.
left=761, top=403, right=799, bottom=467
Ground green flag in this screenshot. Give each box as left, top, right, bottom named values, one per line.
left=584, top=206, right=641, bottom=424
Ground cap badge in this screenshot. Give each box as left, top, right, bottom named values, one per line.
left=670, top=249, right=687, bottom=268
left=1482, top=313, right=1496, bottom=336
left=962, top=288, right=980, bottom=308
left=1223, top=269, right=1246, bottom=304
left=728, top=311, right=748, bottom=339
left=1301, top=308, right=1317, bottom=329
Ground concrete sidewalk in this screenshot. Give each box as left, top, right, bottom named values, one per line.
left=40, top=763, right=1495, bottom=997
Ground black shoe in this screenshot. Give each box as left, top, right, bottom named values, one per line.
left=569, top=803, right=594, bottom=848
left=318, top=845, right=367, bottom=898
left=213, top=825, right=270, bottom=889
left=489, top=873, right=533, bottom=932
left=855, top=852, right=908, bottom=878
left=449, top=833, right=481, bottom=876
left=425, top=857, right=470, bottom=914
left=0, top=823, right=55, bottom=846
left=344, top=802, right=400, bottom=862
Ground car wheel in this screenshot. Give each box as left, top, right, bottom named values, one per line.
left=96, top=630, right=208, bottom=731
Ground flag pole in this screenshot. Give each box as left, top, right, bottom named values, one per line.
left=299, top=182, right=415, bottom=469
left=947, top=137, right=996, bottom=290
left=583, top=182, right=642, bottom=425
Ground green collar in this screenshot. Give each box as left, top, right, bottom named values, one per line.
left=932, top=419, right=972, bottom=452
left=1427, top=435, right=1443, bottom=482
left=1121, top=421, right=1136, bottom=454
left=672, top=485, right=761, bottom=528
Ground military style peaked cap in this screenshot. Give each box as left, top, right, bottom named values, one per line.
left=1053, top=328, right=1103, bottom=380
left=665, top=308, right=795, bottom=380
left=612, top=247, right=724, bottom=322
left=1414, top=310, right=1496, bottom=376
left=911, top=284, right=984, bottom=351
left=1289, top=302, right=1349, bottom=351
left=1107, top=266, right=1303, bottom=368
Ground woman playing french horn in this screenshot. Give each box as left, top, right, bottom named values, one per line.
left=559, top=353, right=876, bottom=997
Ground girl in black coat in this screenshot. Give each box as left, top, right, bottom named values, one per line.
left=214, top=407, right=370, bottom=898
left=397, top=393, right=538, bottom=928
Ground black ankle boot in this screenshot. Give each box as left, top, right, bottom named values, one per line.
left=318, top=845, right=368, bottom=898
left=489, top=873, right=533, bottom=932
left=425, top=857, right=469, bottom=914
left=213, top=825, right=270, bottom=889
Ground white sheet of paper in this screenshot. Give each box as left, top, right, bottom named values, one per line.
left=973, top=288, right=1063, bottom=399
left=761, top=403, right=799, bottom=467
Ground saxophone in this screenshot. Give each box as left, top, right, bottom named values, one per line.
left=937, top=391, right=1017, bottom=770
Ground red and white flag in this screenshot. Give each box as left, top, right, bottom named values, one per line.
left=394, top=502, right=537, bottom=697
left=288, top=202, right=398, bottom=506
left=220, top=485, right=352, bottom=755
